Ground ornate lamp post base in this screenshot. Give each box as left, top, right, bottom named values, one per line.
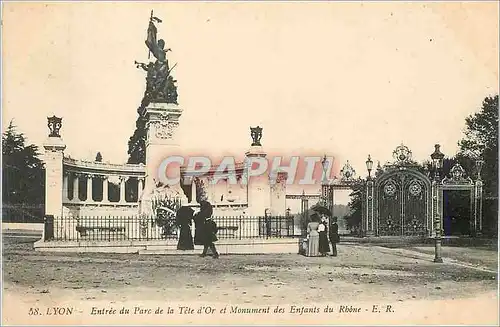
left=433, top=236, right=443, bottom=263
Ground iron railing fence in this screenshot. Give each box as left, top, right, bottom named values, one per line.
left=46, top=215, right=295, bottom=242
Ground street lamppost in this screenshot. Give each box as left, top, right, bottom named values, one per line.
left=430, top=144, right=444, bottom=263
left=320, top=155, right=330, bottom=207
left=364, top=154, right=374, bottom=235
left=366, top=154, right=373, bottom=179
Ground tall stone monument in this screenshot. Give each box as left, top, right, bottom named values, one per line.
left=245, top=126, right=271, bottom=216
left=43, top=116, right=66, bottom=237
left=136, top=11, right=187, bottom=214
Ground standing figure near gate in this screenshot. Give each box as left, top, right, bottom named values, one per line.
left=329, top=216, right=340, bottom=257
left=306, top=213, right=321, bottom=256
left=318, top=215, right=331, bottom=256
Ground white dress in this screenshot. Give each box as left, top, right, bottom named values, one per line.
left=306, top=222, right=320, bottom=256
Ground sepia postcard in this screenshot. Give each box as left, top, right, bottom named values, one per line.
left=1, top=1, right=499, bottom=326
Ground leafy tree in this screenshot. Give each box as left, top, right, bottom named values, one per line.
left=458, top=95, right=499, bottom=235
left=2, top=121, right=45, bottom=204
left=344, top=185, right=363, bottom=234
left=127, top=114, right=147, bottom=164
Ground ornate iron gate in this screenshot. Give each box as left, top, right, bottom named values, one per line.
left=374, top=145, right=431, bottom=236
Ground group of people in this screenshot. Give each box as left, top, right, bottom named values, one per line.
left=175, top=200, right=219, bottom=258
left=174, top=201, right=340, bottom=259
left=306, top=213, right=340, bottom=257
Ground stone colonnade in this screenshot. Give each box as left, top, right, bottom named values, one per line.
left=62, top=171, right=145, bottom=204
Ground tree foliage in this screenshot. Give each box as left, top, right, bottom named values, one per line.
left=2, top=121, right=45, bottom=204
left=458, top=95, right=498, bottom=234
left=127, top=114, right=147, bottom=164
left=344, top=185, right=363, bottom=234
left=458, top=95, right=498, bottom=195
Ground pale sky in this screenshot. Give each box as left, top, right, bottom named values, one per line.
left=2, top=2, right=499, bottom=194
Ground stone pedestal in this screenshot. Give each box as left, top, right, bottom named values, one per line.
left=139, top=102, right=187, bottom=215
left=43, top=136, right=66, bottom=239
left=245, top=145, right=270, bottom=217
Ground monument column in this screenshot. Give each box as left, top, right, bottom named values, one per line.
left=139, top=103, right=187, bottom=214
left=137, top=177, right=144, bottom=200
left=119, top=176, right=127, bottom=204
left=72, top=173, right=79, bottom=202
left=43, top=116, right=66, bottom=239
left=62, top=172, right=69, bottom=202
left=86, top=174, right=94, bottom=203
left=102, top=176, right=109, bottom=203
left=136, top=13, right=188, bottom=215
left=244, top=126, right=270, bottom=218
left=190, top=179, right=197, bottom=204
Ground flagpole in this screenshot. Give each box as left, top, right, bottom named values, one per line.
left=147, top=10, right=153, bottom=60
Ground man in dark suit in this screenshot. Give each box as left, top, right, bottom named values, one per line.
left=201, top=216, right=219, bottom=259
left=329, top=216, right=340, bottom=257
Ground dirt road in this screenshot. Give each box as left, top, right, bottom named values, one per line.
left=2, top=236, right=498, bottom=325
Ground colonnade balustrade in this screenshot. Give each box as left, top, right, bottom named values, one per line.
left=62, top=171, right=145, bottom=204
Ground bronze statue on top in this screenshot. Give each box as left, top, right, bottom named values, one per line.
left=135, top=10, right=178, bottom=106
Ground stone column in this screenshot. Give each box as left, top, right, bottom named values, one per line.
left=119, top=176, right=127, bottom=204
left=137, top=177, right=144, bottom=200
left=86, top=174, right=93, bottom=203
left=43, top=116, right=66, bottom=240
left=102, top=176, right=109, bottom=203
left=62, top=172, right=69, bottom=202
left=190, top=179, right=197, bottom=204
left=72, top=173, right=79, bottom=202
left=244, top=145, right=270, bottom=217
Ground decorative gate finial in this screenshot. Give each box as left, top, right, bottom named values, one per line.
left=47, top=115, right=62, bottom=137
left=392, top=143, right=413, bottom=164
left=340, top=161, right=356, bottom=182
left=442, top=163, right=472, bottom=185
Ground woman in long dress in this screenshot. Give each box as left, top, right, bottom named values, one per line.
left=176, top=206, right=194, bottom=250
left=318, top=215, right=330, bottom=256
left=306, top=213, right=321, bottom=257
